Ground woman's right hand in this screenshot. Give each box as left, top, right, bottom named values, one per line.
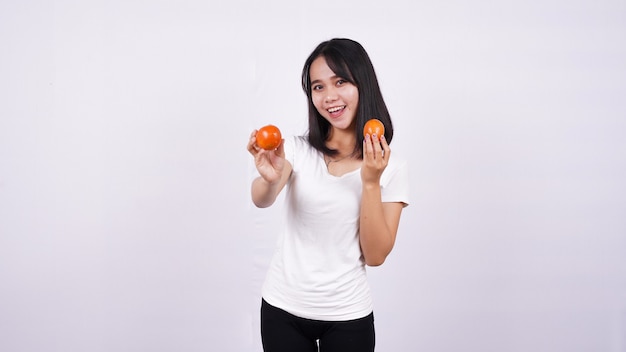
left=247, top=129, right=285, bottom=184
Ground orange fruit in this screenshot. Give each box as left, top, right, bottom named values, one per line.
left=363, top=119, right=385, bottom=140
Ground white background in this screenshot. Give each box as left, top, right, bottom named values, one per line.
left=1, top=0, right=625, bottom=351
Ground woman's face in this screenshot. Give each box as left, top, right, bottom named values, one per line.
left=309, top=56, right=359, bottom=132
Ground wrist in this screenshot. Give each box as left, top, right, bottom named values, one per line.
left=362, top=181, right=380, bottom=192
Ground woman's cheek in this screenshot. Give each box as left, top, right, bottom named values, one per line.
left=312, top=96, right=325, bottom=115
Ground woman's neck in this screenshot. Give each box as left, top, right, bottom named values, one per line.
left=326, top=128, right=356, bottom=154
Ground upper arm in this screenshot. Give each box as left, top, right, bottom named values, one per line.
left=383, top=201, right=405, bottom=243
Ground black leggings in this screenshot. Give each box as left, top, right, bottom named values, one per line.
left=261, top=299, right=375, bottom=352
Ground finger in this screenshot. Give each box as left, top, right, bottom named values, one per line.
left=249, top=129, right=258, bottom=144
left=362, top=136, right=370, bottom=162
left=371, top=134, right=383, bottom=158
left=275, top=139, right=285, bottom=158
left=247, top=140, right=259, bottom=154
left=247, top=130, right=260, bottom=154
left=380, top=135, right=391, bottom=160
left=365, top=134, right=375, bottom=151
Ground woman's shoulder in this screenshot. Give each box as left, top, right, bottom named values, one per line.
left=388, top=151, right=408, bottom=168
left=285, top=135, right=312, bottom=151
left=382, top=152, right=409, bottom=181
left=284, top=135, right=316, bottom=164
left=293, top=135, right=309, bottom=144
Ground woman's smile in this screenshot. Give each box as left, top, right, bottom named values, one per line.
left=309, top=56, right=359, bottom=130
left=327, top=105, right=346, bottom=117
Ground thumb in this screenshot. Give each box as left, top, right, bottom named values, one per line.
left=275, top=139, right=285, bottom=158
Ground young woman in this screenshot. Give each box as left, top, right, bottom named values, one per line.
left=247, top=38, right=409, bottom=352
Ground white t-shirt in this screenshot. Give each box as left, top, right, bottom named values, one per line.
left=261, top=136, right=410, bottom=321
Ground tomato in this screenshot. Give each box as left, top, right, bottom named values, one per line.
left=363, top=119, right=385, bottom=140
left=256, top=124, right=282, bottom=150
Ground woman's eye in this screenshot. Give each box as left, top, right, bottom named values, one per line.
left=312, top=85, right=323, bottom=91
left=337, top=80, right=345, bottom=86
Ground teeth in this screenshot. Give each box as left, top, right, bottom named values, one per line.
left=328, top=106, right=345, bottom=113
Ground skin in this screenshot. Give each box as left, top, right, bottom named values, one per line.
left=247, top=56, right=404, bottom=266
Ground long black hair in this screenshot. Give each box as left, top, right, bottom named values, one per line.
left=301, top=38, right=393, bottom=157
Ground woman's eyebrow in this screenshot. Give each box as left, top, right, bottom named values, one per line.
left=310, top=75, right=340, bottom=85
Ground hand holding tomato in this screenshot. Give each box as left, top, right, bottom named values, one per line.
left=247, top=125, right=285, bottom=184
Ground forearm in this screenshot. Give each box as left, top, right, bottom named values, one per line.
left=359, top=183, right=396, bottom=266
left=251, top=177, right=281, bottom=208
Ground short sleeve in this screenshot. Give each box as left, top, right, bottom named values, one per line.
left=380, top=156, right=410, bottom=207
left=283, top=136, right=296, bottom=166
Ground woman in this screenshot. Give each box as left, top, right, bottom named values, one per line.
left=247, top=38, right=409, bottom=352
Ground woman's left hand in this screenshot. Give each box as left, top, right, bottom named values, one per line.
left=361, top=133, right=390, bottom=185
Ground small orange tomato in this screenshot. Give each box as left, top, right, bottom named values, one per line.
left=363, top=119, right=385, bottom=140
left=256, top=124, right=282, bottom=150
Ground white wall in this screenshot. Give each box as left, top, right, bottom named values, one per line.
left=1, top=1, right=625, bottom=351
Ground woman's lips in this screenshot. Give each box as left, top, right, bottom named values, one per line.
left=327, top=105, right=346, bottom=118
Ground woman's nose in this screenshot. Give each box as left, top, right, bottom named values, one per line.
left=325, top=87, right=338, bottom=102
